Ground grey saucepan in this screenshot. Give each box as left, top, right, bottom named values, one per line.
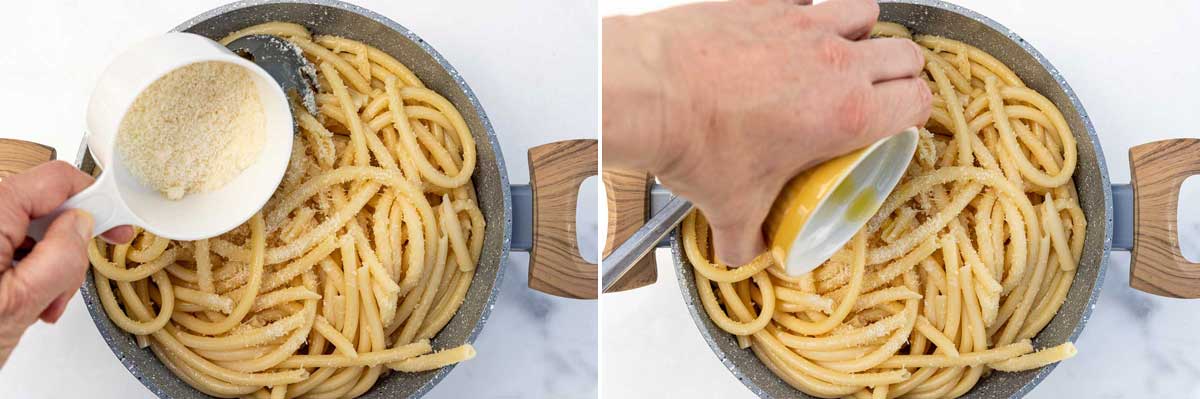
left=603, top=0, right=1200, bottom=397
left=0, top=0, right=598, bottom=398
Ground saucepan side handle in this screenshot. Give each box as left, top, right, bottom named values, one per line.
left=1128, top=138, right=1200, bottom=298
left=1112, top=184, right=1133, bottom=251
left=0, top=138, right=56, bottom=178
left=601, top=168, right=659, bottom=292
left=524, top=139, right=598, bottom=299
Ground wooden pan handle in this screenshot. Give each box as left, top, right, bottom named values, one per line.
left=602, top=168, right=658, bottom=291
left=0, top=138, right=56, bottom=177
left=1129, top=138, right=1200, bottom=298
left=527, top=139, right=597, bottom=299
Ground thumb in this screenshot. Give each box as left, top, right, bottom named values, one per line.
left=708, top=218, right=767, bottom=267
left=14, top=209, right=92, bottom=312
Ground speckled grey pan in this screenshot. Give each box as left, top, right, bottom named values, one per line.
left=75, top=1, right=510, bottom=398
left=674, top=1, right=1113, bottom=398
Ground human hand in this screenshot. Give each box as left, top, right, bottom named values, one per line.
left=0, top=161, right=134, bottom=368
left=602, top=0, right=930, bottom=265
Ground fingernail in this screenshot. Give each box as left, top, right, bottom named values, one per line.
left=74, top=210, right=94, bottom=240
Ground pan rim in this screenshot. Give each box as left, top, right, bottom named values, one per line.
left=673, top=1, right=1113, bottom=397
left=77, top=1, right=513, bottom=398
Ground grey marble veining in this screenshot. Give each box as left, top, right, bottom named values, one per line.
left=429, top=253, right=598, bottom=399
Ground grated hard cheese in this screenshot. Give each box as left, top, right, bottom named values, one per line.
left=117, top=61, right=266, bottom=200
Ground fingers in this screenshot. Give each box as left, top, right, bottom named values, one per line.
left=742, top=0, right=812, bottom=5
left=708, top=218, right=768, bottom=267
left=852, top=38, right=924, bottom=83
left=38, top=292, right=71, bottom=324
left=2, top=161, right=94, bottom=218
left=804, top=0, right=879, bottom=39
left=2, top=239, right=33, bottom=275
left=868, top=77, right=933, bottom=138
left=11, top=209, right=93, bottom=315
left=101, top=226, right=135, bottom=245
left=0, top=210, right=90, bottom=369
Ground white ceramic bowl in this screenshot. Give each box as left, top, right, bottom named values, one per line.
left=30, top=32, right=292, bottom=241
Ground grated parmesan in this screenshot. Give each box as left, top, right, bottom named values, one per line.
left=117, top=61, right=266, bottom=200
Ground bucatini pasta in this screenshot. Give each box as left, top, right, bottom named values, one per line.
left=685, top=22, right=1082, bottom=399
left=89, top=22, right=484, bottom=399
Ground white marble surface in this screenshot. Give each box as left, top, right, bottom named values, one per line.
left=0, top=1, right=598, bottom=398
left=600, top=0, right=1200, bottom=398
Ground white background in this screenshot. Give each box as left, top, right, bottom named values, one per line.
left=0, top=1, right=598, bottom=398
left=601, top=0, right=1200, bottom=398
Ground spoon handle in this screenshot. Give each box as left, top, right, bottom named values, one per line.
left=602, top=195, right=693, bottom=293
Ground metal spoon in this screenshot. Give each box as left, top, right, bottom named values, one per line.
left=225, top=34, right=319, bottom=117
left=601, top=189, right=692, bottom=293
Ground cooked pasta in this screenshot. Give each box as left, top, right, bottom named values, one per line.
left=685, top=22, right=1081, bottom=399
left=90, top=22, right=483, bottom=399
